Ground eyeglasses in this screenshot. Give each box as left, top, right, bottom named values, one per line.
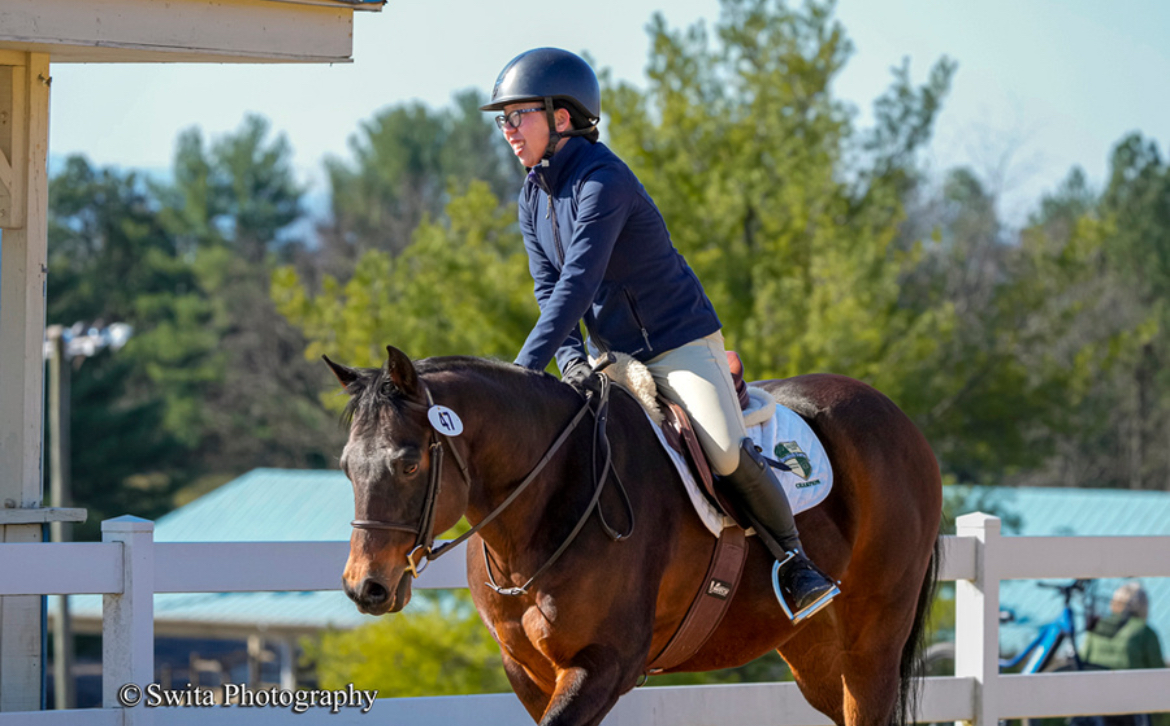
left=494, top=107, right=544, bottom=131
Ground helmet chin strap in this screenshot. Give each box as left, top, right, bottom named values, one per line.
left=541, top=96, right=560, bottom=166
left=538, top=96, right=601, bottom=166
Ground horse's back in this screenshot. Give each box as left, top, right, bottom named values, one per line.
left=758, top=373, right=941, bottom=592
left=764, top=373, right=940, bottom=516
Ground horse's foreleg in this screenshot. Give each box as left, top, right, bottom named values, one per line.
left=539, top=644, right=630, bottom=726
left=501, top=651, right=554, bottom=723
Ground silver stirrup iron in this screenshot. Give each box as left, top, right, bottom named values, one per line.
left=771, top=552, right=840, bottom=625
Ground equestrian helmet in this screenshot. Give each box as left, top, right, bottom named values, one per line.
left=480, top=47, right=601, bottom=128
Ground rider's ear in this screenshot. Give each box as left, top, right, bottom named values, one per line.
left=323, top=355, right=360, bottom=389
left=384, top=345, right=419, bottom=396
left=556, top=107, right=573, bottom=134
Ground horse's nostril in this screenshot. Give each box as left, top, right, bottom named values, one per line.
left=360, top=578, right=389, bottom=605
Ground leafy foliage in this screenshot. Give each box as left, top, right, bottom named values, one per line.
left=274, top=181, right=534, bottom=374
left=316, top=91, right=516, bottom=277
left=603, top=2, right=954, bottom=396
left=46, top=157, right=206, bottom=538
left=157, top=116, right=344, bottom=473
left=304, top=592, right=512, bottom=697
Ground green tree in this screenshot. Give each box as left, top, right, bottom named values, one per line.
left=161, top=115, right=303, bottom=262
left=603, top=0, right=955, bottom=396
left=880, top=153, right=1139, bottom=486
left=1095, top=133, right=1170, bottom=489
left=317, top=91, right=516, bottom=278
left=46, top=156, right=204, bottom=537
left=158, top=115, right=343, bottom=479
left=304, top=593, right=512, bottom=697
left=274, top=180, right=533, bottom=372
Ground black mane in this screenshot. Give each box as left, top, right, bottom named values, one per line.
left=341, top=355, right=561, bottom=427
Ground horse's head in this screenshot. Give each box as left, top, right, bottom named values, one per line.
left=325, top=345, right=470, bottom=615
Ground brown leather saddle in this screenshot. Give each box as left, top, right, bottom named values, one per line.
left=644, top=351, right=756, bottom=675
left=657, top=351, right=752, bottom=527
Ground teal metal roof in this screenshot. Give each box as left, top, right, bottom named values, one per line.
left=947, top=485, right=1170, bottom=657
left=154, top=468, right=353, bottom=543
left=71, top=468, right=369, bottom=633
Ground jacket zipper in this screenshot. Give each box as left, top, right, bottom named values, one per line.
left=623, top=288, right=654, bottom=353
left=536, top=172, right=567, bottom=266
left=547, top=195, right=566, bottom=265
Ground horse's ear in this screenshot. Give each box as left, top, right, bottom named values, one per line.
left=384, top=345, right=419, bottom=396
left=322, top=355, right=360, bottom=389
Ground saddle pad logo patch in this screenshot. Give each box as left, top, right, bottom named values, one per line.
left=774, top=441, right=812, bottom=479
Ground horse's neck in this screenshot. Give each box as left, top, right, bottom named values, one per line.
left=429, top=368, right=580, bottom=548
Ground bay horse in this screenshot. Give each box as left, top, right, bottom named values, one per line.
left=327, top=346, right=942, bottom=726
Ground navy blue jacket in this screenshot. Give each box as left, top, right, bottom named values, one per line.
left=514, top=137, right=721, bottom=373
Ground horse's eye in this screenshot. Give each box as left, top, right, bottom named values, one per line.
left=403, top=463, right=419, bottom=475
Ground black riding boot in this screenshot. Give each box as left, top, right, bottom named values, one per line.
left=722, top=439, right=839, bottom=623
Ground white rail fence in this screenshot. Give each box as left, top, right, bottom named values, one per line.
left=1, top=512, right=1169, bottom=725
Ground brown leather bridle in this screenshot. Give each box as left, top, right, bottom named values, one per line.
left=349, top=379, right=628, bottom=593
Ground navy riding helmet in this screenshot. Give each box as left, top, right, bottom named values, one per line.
left=481, top=48, right=601, bottom=160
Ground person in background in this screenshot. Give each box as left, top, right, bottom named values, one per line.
left=1082, top=581, right=1167, bottom=726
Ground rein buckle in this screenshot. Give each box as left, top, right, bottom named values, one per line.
left=406, top=545, right=430, bottom=578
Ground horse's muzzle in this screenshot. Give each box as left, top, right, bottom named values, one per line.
left=344, top=574, right=412, bottom=615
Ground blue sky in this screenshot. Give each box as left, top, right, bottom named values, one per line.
left=47, top=1, right=1170, bottom=224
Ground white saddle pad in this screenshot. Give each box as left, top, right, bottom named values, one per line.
left=647, top=386, right=834, bottom=538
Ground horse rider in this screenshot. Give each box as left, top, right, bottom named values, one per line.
left=481, top=47, right=838, bottom=622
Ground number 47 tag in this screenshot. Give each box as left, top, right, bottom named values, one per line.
left=427, top=405, right=464, bottom=436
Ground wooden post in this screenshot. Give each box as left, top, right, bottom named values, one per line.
left=955, top=513, right=1002, bottom=726
left=0, top=50, right=50, bottom=714
left=102, top=516, right=154, bottom=726
left=47, top=325, right=76, bottom=709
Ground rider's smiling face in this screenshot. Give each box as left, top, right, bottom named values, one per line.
left=502, top=103, right=570, bottom=168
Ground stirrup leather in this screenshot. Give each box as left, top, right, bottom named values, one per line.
left=771, top=551, right=840, bottom=624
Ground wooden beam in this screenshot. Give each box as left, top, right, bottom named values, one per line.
left=0, top=0, right=361, bottom=64
left=0, top=62, right=27, bottom=228
left=0, top=507, right=87, bottom=525
left=0, top=50, right=49, bottom=713
left=0, top=51, right=46, bottom=503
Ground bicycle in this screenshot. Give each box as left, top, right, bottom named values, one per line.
left=925, top=579, right=1151, bottom=726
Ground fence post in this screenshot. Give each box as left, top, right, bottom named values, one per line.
left=955, top=513, right=1001, bottom=726
left=102, top=516, right=154, bottom=725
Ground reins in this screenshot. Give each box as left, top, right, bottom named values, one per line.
left=482, top=373, right=633, bottom=596
left=350, top=370, right=633, bottom=595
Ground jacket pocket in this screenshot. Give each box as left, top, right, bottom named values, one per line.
left=623, top=287, right=654, bottom=354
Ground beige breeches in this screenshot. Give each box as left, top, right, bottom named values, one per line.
left=645, top=330, right=747, bottom=476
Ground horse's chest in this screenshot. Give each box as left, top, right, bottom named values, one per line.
left=494, top=601, right=561, bottom=654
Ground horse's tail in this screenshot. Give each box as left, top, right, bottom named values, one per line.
left=894, top=533, right=942, bottom=726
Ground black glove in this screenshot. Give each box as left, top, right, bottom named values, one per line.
left=561, top=359, right=601, bottom=396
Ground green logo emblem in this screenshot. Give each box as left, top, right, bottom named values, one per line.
left=773, top=441, right=813, bottom=479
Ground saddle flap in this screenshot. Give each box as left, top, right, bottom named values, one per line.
left=660, top=400, right=750, bottom=529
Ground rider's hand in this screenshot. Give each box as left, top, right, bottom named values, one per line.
left=561, top=359, right=601, bottom=397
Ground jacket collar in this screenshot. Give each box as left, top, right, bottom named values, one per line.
left=528, top=136, right=589, bottom=194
